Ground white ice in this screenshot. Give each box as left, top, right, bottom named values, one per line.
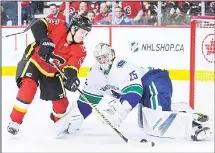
left=2, top=77, right=214, bottom=152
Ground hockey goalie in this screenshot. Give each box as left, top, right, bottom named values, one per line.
left=56, top=43, right=213, bottom=141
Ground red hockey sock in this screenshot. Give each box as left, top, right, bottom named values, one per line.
left=10, top=78, right=37, bottom=124
left=52, top=97, right=69, bottom=122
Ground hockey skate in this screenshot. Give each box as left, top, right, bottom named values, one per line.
left=191, top=121, right=212, bottom=141
left=194, top=113, right=209, bottom=122
left=180, top=111, right=209, bottom=123
left=7, top=121, right=21, bottom=135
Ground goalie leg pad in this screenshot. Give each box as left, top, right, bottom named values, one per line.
left=141, top=107, right=194, bottom=140
left=138, top=103, right=144, bottom=128
left=67, top=101, right=85, bottom=133
left=54, top=106, right=72, bottom=137
left=54, top=101, right=81, bottom=137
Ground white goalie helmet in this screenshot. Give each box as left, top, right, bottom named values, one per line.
left=94, top=43, right=115, bottom=74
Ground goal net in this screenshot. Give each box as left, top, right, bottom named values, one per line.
left=190, top=16, right=215, bottom=116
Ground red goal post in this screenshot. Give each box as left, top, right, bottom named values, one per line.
left=190, top=16, right=215, bottom=110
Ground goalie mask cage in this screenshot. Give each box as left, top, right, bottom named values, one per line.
left=190, top=16, right=215, bottom=111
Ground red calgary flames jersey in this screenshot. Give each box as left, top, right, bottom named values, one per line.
left=46, top=12, right=66, bottom=21
left=29, top=18, right=86, bottom=77
left=59, top=2, right=80, bottom=14
left=121, top=1, right=143, bottom=19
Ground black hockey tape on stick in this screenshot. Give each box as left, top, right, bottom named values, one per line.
left=49, top=58, right=155, bottom=147
left=2, top=18, right=38, bottom=38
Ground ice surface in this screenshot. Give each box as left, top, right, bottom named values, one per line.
left=2, top=77, right=214, bottom=152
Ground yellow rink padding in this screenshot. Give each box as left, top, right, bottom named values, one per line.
left=1, top=66, right=214, bottom=82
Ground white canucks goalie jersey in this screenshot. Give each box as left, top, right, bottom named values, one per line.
left=79, top=57, right=148, bottom=108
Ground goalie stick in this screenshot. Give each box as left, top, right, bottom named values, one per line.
left=49, top=58, right=155, bottom=147
left=2, top=18, right=38, bottom=38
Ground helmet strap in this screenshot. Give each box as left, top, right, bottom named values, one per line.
left=68, top=25, right=79, bottom=44
left=71, top=34, right=77, bottom=44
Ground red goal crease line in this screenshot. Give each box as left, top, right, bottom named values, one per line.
left=1, top=66, right=214, bottom=82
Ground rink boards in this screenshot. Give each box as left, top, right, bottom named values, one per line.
left=1, top=26, right=214, bottom=152
left=1, top=26, right=214, bottom=82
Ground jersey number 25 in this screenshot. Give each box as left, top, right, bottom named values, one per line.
left=129, top=70, right=138, bottom=81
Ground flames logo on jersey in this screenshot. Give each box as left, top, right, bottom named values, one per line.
left=124, top=6, right=132, bottom=16
left=69, top=7, right=76, bottom=14
left=51, top=54, right=66, bottom=66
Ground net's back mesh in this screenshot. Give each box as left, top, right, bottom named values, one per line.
left=195, top=19, right=215, bottom=82
left=190, top=17, right=214, bottom=118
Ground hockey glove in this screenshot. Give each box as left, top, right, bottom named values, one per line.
left=64, top=67, right=80, bottom=92
left=38, top=38, right=55, bottom=62
left=100, top=99, right=132, bottom=127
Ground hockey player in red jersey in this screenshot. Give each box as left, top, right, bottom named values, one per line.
left=7, top=15, right=92, bottom=135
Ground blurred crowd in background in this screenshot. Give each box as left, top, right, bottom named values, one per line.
left=1, top=1, right=215, bottom=26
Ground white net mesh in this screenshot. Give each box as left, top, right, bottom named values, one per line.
left=191, top=17, right=214, bottom=119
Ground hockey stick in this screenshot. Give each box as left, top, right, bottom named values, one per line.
left=49, top=59, right=155, bottom=146
left=2, top=18, right=38, bottom=38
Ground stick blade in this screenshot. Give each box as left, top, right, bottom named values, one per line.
left=126, top=139, right=155, bottom=147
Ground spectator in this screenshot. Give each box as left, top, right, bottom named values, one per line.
left=21, top=1, right=32, bottom=25
left=78, top=1, right=88, bottom=16
left=186, top=1, right=201, bottom=16
left=59, top=2, right=80, bottom=15
left=142, top=2, right=158, bottom=17
left=47, top=3, right=65, bottom=20
left=94, top=2, right=112, bottom=25
left=31, top=1, right=44, bottom=15
left=87, top=10, right=96, bottom=24
left=106, top=1, right=113, bottom=12
left=161, top=1, right=190, bottom=25
left=20, top=1, right=44, bottom=24
left=1, top=4, right=8, bottom=25
left=114, top=6, right=131, bottom=25
left=206, top=2, right=215, bottom=16
left=88, top=1, right=100, bottom=13
left=142, top=2, right=158, bottom=25
left=2, top=1, right=18, bottom=25
left=120, top=1, right=143, bottom=24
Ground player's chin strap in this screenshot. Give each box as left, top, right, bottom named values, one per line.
left=67, top=25, right=79, bottom=44
left=48, top=57, right=155, bottom=147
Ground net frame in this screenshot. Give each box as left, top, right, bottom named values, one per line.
left=190, top=16, right=215, bottom=109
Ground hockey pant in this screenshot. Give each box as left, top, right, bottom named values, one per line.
left=10, top=59, right=69, bottom=124
left=140, top=69, right=173, bottom=111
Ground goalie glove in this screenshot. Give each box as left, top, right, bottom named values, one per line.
left=100, top=99, right=132, bottom=127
